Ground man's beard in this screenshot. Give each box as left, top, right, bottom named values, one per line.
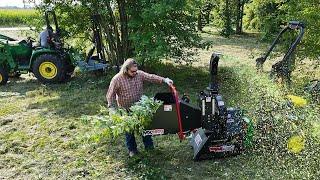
left=127, top=73, right=136, bottom=78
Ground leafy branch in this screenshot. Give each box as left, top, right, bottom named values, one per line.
left=82, top=95, right=163, bottom=138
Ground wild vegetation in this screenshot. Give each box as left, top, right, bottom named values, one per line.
left=243, top=0, right=320, bottom=59
left=0, top=9, right=39, bottom=27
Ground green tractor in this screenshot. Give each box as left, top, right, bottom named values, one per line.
left=0, top=11, right=83, bottom=85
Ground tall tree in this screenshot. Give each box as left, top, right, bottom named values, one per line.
left=243, top=0, right=284, bottom=40
left=235, top=0, right=246, bottom=34
left=36, top=0, right=205, bottom=65
left=117, top=0, right=129, bottom=62
left=221, top=0, right=233, bottom=37
left=197, top=1, right=214, bottom=32
left=210, top=0, right=237, bottom=37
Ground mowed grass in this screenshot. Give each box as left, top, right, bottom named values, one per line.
left=0, top=9, right=39, bottom=27
left=0, top=28, right=319, bottom=179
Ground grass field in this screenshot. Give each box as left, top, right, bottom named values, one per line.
left=0, top=9, right=39, bottom=27
left=0, top=28, right=319, bottom=179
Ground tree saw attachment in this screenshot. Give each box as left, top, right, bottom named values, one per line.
left=255, top=21, right=305, bottom=84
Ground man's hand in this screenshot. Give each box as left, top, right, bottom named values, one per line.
left=164, top=78, right=173, bottom=86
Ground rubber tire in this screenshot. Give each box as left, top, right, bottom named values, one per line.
left=0, top=67, right=9, bottom=85
left=32, top=54, right=66, bottom=83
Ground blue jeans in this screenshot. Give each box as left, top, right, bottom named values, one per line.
left=125, top=133, right=154, bottom=152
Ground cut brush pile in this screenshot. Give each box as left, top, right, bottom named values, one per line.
left=81, top=95, right=163, bottom=138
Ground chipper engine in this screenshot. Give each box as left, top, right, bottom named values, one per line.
left=146, top=53, right=253, bottom=161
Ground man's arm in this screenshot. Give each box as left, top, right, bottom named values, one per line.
left=140, top=70, right=173, bottom=85
left=140, top=70, right=165, bottom=84
left=106, top=77, right=118, bottom=107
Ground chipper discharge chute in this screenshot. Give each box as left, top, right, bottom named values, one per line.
left=146, top=53, right=253, bottom=161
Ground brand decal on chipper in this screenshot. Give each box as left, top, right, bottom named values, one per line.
left=143, top=129, right=165, bottom=136
left=164, top=105, right=172, bottom=111
left=209, top=145, right=235, bottom=152
left=195, top=134, right=202, bottom=147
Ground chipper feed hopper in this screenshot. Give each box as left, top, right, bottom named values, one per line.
left=146, top=53, right=253, bottom=161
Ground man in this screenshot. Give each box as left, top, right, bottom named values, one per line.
left=39, top=26, right=53, bottom=48
left=106, top=58, right=173, bottom=157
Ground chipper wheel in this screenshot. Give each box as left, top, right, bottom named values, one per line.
left=0, top=66, right=9, bottom=85
left=32, top=54, right=66, bottom=83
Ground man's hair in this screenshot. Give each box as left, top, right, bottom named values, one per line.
left=120, top=58, right=138, bottom=75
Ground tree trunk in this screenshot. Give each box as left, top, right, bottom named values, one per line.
left=205, top=13, right=210, bottom=24
left=100, top=17, right=117, bottom=65
left=117, top=0, right=129, bottom=62
left=236, top=0, right=245, bottom=34
left=240, top=0, right=245, bottom=33
left=235, top=0, right=241, bottom=34
left=197, top=12, right=203, bottom=32
left=104, top=1, right=123, bottom=65
left=223, top=0, right=232, bottom=37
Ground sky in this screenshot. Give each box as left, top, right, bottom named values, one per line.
left=0, top=0, right=39, bottom=8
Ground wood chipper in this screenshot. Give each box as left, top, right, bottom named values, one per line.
left=145, top=53, right=254, bottom=161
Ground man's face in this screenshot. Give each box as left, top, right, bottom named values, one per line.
left=128, top=65, right=138, bottom=77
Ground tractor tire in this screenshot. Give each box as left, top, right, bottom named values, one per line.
left=0, top=67, right=9, bottom=85
left=32, top=54, right=66, bottom=83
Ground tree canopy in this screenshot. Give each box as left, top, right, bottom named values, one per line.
left=244, top=0, right=320, bottom=59
left=34, top=0, right=319, bottom=64
left=36, top=0, right=206, bottom=65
